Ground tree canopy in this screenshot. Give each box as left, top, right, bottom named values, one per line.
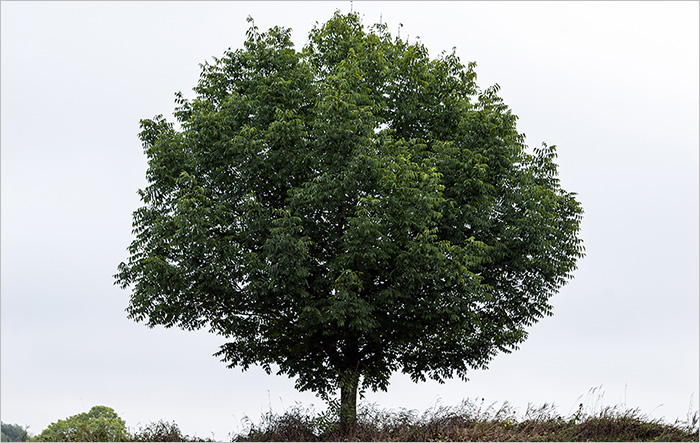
left=116, top=11, right=584, bottom=432
left=1, top=422, right=30, bottom=442
left=32, top=406, right=129, bottom=442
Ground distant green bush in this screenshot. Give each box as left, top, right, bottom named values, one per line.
left=27, top=406, right=212, bottom=442
left=31, top=405, right=129, bottom=442
left=2, top=422, right=31, bottom=442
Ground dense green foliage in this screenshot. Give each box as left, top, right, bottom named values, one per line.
left=31, top=406, right=129, bottom=442
left=26, top=408, right=211, bottom=442
left=2, top=422, right=30, bottom=442
left=115, top=11, right=584, bottom=429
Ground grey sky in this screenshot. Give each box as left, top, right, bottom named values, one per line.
left=1, top=1, right=698, bottom=440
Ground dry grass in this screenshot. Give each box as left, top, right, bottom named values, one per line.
left=22, top=396, right=698, bottom=442
left=233, top=399, right=699, bottom=442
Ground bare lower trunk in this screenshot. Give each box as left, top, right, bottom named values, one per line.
left=339, top=371, right=359, bottom=436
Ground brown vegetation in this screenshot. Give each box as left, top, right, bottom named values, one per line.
left=233, top=400, right=699, bottom=442
left=20, top=398, right=699, bottom=441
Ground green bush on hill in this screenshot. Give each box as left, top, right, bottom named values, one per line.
left=31, top=406, right=129, bottom=442
left=28, top=406, right=211, bottom=442
left=2, top=422, right=31, bottom=442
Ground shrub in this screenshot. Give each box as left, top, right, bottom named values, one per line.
left=2, top=422, right=31, bottom=442
left=32, top=405, right=129, bottom=442
left=130, top=420, right=212, bottom=442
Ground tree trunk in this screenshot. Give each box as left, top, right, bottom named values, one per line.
left=339, top=371, right=359, bottom=436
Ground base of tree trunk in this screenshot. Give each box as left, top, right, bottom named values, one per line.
left=339, top=371, right=360, bottom=435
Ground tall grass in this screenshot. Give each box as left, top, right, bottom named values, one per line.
left=233, top=398, right=700, bottom=442
left=129, top=420, right=212, bottom=442
left=20, top=393, right=699, bottom=441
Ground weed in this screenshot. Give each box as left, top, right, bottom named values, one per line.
left=232, top=398, right=700, bottom=442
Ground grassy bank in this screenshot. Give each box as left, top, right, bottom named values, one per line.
left=233, top=400, right=699, bottom=442
left=13, top=399, right=699, bottom=441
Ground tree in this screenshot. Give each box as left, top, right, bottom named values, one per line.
left=1, top=422, right=31, bottom=442
left=115, top=12, right=584, bottom=434
left=32, top=406, right=129, bottom=442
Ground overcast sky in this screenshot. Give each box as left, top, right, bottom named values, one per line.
left=1, top=1, right=698, bottom=440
